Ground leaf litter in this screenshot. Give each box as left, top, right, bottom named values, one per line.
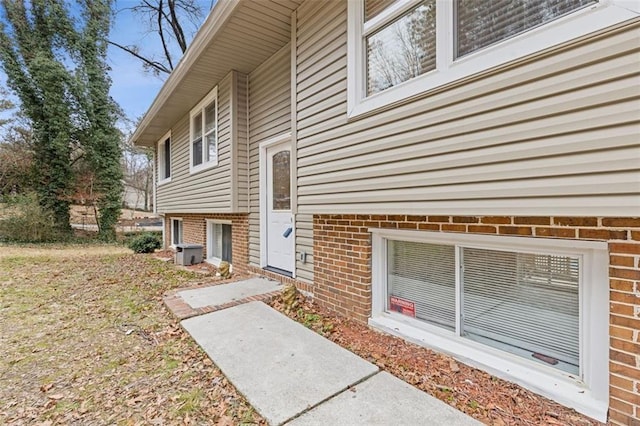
left=269, top=294, right=602, bottom=426
left=0, top=245, right=264, bottom=425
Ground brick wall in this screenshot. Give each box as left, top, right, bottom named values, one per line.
left=313, top=214, right=640, bottom=425
left=164, top=213, right=249, bottom=274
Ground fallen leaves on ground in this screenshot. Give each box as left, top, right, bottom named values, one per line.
left=0, top=244, right=264, bottom=425
left=270, top=295, right=601, bottom=426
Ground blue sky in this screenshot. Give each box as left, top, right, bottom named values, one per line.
left=0, top=1, right=212, bottom=130
left=109, top=0, right=212, bottom=126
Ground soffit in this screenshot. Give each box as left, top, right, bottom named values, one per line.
left=132, top=0, right=301, bottom=147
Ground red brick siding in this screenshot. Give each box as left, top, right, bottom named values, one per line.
left=164, top=213, right=249, bottom=274
left=313, top=214, right=640, bottom=425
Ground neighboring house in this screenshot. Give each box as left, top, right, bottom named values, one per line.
left=131, top=1, right=640, bottom=423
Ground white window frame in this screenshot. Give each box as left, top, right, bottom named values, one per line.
left=205, top=219, right=233, bottom=268
left=170, top=217, right=183, bottom=248
left=189, top=86, right=218, bottom=174
left=347, top=0, right=640, bottom=118
left=370, top=228, right=609, bottom=422
left=157, top=130, right=172, bottom=185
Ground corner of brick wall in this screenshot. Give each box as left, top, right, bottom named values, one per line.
left=313, top=214, right=372, bottom=322
left=163, top=213, right=249, bottom=274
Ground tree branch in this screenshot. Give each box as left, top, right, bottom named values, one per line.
left=156, top=0, right=174, bottom=70
left=107, top=40, right=171, bottom=74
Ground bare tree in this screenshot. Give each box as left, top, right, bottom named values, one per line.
left=110, top=0, right=209, bottom=76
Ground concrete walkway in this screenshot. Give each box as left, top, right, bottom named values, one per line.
left=170, top=278, right=482, bottom=425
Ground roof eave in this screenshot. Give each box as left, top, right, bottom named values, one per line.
left=130, top=0, right=241, bottom=147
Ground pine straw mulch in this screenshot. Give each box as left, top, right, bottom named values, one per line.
left=269, top=294, right=602, bottom=426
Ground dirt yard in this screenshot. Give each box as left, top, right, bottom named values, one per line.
left=0, top=245, right=263, bottom=425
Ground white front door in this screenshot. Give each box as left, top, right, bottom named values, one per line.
left=265, top=141, right=294, bottom=273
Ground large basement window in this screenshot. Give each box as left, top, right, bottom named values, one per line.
left=371, top=229, right=609, bottom=421
left=347, top=0, right=638, bottom=117
left=206, top=220, right=232, bottom=266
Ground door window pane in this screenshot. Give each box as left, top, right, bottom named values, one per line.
left=272, top=150, right=290, bottom=210
left=387, top=240, right=456, bottom=330
left=455, top=0, right=595, bottom=58
left=367, top=1, right=436, bottom=96
left=461, top=247, right=579, bottom=374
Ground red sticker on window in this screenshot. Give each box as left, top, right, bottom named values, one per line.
left=389, top=296, right=416, bottom=318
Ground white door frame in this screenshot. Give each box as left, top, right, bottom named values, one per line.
left=259, top=132, right=295, bottom=276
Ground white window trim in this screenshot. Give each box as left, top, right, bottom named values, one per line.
left=157, top=130, right=172, bottom=186
left=205, top=219, right=233, bottom=269
left=170, top=217, right=183, bottom=248
left=370, top=228, right=609, bottom=422
left=347, top=0, right=640, bottom=118
left=189, top=86, right=218, bottom=174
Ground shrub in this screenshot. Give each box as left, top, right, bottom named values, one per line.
left=0, top=193, right=67, bottom=243
left=127, top=232, right=162, bottom=253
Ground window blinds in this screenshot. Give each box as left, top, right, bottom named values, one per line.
left=386, top=240, right=580, bottom=374
left=462, top=247, right=579, bottom=373
left=387, top=240, right=456, bottom=330
left=455, top=0, right=596, bottom=58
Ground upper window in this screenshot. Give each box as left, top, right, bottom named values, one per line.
left=190, top=86, right=218, bottom=173
left=157, top=131, right=171, bottom=184
left=366, top=1, right=436, bottom=96
left=348, top=0, right=638, bottom=117
left=455, top=0, right=595, bottom=58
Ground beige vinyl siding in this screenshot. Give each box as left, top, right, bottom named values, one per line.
left=295, top=213, right=314, bottom=282
left=235, top=72, right=249, bottom=211
left=248, top=43, right=314, bottom=283
left=294, top=0, right=640, bottom=217
left=156, top=71, right=249, bottom=214
left=248, top=44, right=291, bottom=267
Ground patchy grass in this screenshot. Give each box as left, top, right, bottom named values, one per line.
left=0, top=244, right=264, bottom=425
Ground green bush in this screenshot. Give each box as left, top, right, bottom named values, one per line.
left=127, top=232, right=162, bottom=253
left=0, top=193, right=67, bottom=243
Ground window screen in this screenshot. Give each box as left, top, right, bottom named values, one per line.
left=172, top=220, right=183, bottom=245
left=210, top=223, right=232, bottom=263
left=387, top=240, right=456, bottom=330
left=455, top=0, right=596, bottom=58
left=162, top=137, right=171, bottom=179
left=366, top=1, right=436, bottom=96
left=461, top=247, right=579, bottom=373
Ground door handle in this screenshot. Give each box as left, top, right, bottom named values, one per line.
left=283, top=227, right=292, bottom=238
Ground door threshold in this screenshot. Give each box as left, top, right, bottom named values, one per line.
left=263, top=266, right=293, bottom=278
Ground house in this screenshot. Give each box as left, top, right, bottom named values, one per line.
left=131, top=1, right=640, bottom=423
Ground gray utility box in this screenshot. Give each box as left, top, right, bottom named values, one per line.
left=175, top=243, right=203, bottom=266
